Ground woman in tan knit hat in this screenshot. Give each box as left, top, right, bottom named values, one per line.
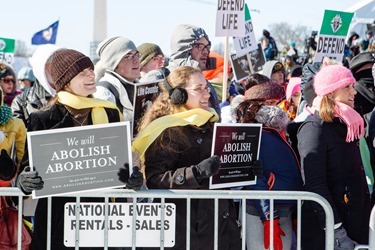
left=17, top=48, right=144, bottom=249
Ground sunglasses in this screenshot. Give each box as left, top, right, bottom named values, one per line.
left=193, top=43, right=211, bottom=52
left=1, top=78, right=15, bottom=84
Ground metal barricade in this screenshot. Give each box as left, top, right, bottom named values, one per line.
left=5, top=187, right=373, bottom=250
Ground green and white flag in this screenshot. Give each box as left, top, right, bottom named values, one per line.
left=0, top=37, right=15, bottom=64
left=313, top=10, right=353, bottom=63
left=233, top=4, right=257, bottom=57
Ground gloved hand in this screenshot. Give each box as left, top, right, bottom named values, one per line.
left=334, top=227, right=356, bottom=250
left=263, top=218, right=285, bottom=250
left=250, top=160, right=263, bottom=177
left=0, top=149, right=17, bottom=181
left=118, top=164, right=143, bottom=191
left=17, top=166, right=44, bottom=193
left=192, top=155, right=221, bottom=181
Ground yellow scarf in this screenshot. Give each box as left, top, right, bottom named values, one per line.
left=132, top=108, right=218, bottom=162
left=57, top=91, right=123, bottom=124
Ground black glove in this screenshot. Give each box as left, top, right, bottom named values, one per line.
left=0, top=149, right=17, bottom=181
left=118, top=164, right=143, bottom=191
left=192, top=155, right=221, bottom=181
left=251, top=160, right=263, bottom=177
left=17, top=166, right=44, bottom=193
left=334, top=227, right=356, bottom=250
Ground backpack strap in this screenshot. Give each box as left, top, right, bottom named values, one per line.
left=96, top=81, right=124, bottom=113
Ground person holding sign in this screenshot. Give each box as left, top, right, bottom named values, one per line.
left=297, top=65, right=371, bottom=249
left=236, top=80, right=303, bottom=250
left=17, top=49, right=144, bottom=249
left=94, top=36, right=140, bottom=122
left=133, top=66, right=241, bottom=249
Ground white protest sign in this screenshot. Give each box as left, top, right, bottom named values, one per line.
left=64, top=202, right=176, bottom=247
left=313, top=10, right=354, bottom=63
left=215, top=0, right=245, bottom=37
left=233, top=4, right=257, bottom=57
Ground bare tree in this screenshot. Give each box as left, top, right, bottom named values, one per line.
left=14, top=40, right=32, bottom=57
left=269, top=22, right=312, bottom=54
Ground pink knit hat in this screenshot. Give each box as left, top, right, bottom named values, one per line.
left=286, top=77, right=301, bottom=101
left=313, top=65, right=355, bottom=96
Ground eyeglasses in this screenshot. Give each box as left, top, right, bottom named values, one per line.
left=193, top=43, right=211, bottom=52
left=153, top=56, right=165, bottom=63
left=123, top=51, right=141, bottom=60
left=1, top=78, right=15, bottom=84
left=186, top=85, right=211, bottom=93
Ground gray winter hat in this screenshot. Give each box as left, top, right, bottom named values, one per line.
left=95, top=36, right=137, bottom=80
left=170, top=24, right=210, bottom=58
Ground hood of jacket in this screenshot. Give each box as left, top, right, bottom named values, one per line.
left=30, top=44, right=63, bottom=96
left=168, top=24, right=210, bottom=70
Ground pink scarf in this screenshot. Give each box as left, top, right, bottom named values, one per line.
left=313, top=96, right=364, bottom=142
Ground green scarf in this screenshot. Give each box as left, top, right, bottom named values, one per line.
left=132, top=108, right=219, bottom=162
left=57, top=91, right=122, bottom=124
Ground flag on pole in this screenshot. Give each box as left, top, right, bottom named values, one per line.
left=31, top=20, right=59, bottom=45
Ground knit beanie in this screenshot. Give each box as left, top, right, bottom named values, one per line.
left=286, top=77, right=301, bottom=101
left=314, top=65, right=355, bottom=96
left=0, top=62, right=16, bottom=80
left=50, top=49, right=94, bottom=92
left=245, top=80, right=285, bottom=101
left=137, top=43, right=164, bottom=67
left=95, top=37, right=137, bottom=80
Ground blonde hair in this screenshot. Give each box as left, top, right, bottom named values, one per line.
left=137, top=66, right=202, bottom=131
left=319, top=95, right=336, bottom=122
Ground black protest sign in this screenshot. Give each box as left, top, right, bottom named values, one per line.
left=132, top=81, right=160, bottom=137
left=210, top=123, right=262, bottom=189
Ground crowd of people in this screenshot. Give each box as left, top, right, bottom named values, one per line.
left=0, top=23, right=374, bottom=250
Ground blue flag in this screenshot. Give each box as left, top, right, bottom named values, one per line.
left=31, top=20, right=59, bottom=45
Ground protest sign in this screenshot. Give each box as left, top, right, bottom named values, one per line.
left=230, top=53, right=251, bottom=81
left=249, top=43, right=266, bottom=73
left=210, top=123, right=262, bottom=189
left=215, top=0, right=245, bottom=37
left=233, top=4, right=257, bottom=57
left=313, top=10, right=354, bottom=63
left=0, top=37, right=15, bottom=64
left=64, top=202, right=176, bottom=247
left=132, top=81, right=160, bottom=137
left=27, top=122, right=132, bottom=198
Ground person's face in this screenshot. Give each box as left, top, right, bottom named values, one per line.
left=64, top=68, right=96, bottom=97
left=291, top=91, right=301, bottom=106
left=191, top=37, right=210, bottom=70
left=184, top=72, right=211, bottom=110
left=330, top=83, right=357, bottom=108
left=0, top=76, right=15, bottom=94
left=115, top=51, right=141, bottom=82
left=271, top=70, right=285, bottom=85
left=18, top=79, right=32, bottom=89
left=141, top=54, right=164, bottom=74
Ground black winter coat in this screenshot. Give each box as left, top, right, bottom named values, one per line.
left=27, top=104, right=120, bottom=250
left=297, top=115, right=371, bottom=249
left=144, top=123, right=241, bottom=250
left=11, top=80, right=54, bottom=126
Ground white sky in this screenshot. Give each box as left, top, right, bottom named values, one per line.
left=2, top=0, right=362, bottom=57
